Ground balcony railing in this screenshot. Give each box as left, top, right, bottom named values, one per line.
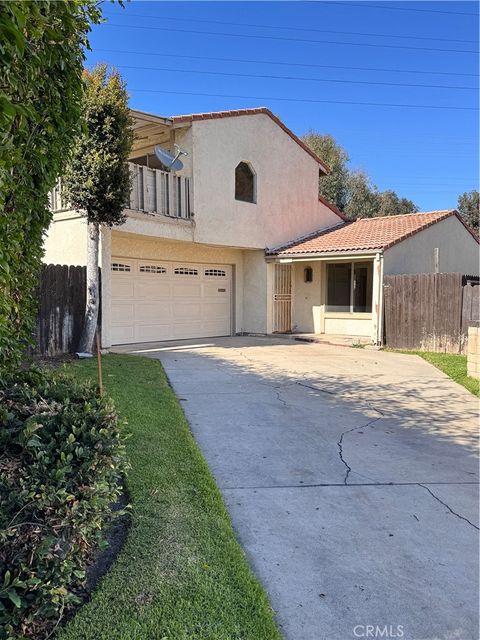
left=49, top=164, right=192, bottom=220
left=128, top=162, right=192, bottom=220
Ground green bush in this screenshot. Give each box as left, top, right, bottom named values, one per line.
left=0, top=368, right=128, bottom=639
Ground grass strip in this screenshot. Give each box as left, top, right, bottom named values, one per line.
left=58, top=354, right=281, bottom=640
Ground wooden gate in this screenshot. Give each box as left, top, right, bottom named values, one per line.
left=273, top=263, right=292, bottom=333
left=32, top=264, right=101, bottom=356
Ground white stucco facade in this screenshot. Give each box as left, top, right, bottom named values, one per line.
left=188, top=114, right=341, bottom=249
left=43, top=108, right=344, bottom=347
left=42, top=108, right=478, bottom=348
left=43, top=213, right=88, bottom=265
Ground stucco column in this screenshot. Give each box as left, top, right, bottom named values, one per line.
left=99, top=226, right=112, bottom=349
left=266, top=261, right=275, bottom=334
left=371, top=252, right=384, bottom=345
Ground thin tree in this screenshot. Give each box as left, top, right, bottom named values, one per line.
left=302, top=131, right=350, bottom=210
left=302, top=129, right=418, bottom=219
left=457, top=190, right=479, bottom=232
left=63, top=64, right=133, bottom=353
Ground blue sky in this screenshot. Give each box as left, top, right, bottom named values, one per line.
left=85, top=1, right=479, bottom=211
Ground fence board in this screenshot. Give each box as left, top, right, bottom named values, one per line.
left=32, top=264, right=100, bottom=356
left=384, top=272, right=474, bottom=353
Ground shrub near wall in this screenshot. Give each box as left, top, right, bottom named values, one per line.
left=0, top=369, right=127, bottom=640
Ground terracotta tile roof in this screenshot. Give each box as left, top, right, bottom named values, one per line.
left=269, top=210, right=478, bottom=256
left=171, top=107, right=330, bottom=175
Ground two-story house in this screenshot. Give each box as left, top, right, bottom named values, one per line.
left=44, top=107, right=479, bottom=347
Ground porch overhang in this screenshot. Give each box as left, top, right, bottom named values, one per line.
left=266, top=249, right=383, bottom=262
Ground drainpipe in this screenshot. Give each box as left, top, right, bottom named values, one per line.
left=372, top=252, right=384, bottom=345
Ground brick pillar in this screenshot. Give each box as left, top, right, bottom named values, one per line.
left=467, top=326, right=480, bottom=379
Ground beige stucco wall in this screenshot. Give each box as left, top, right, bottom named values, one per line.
left=324, top=315, right=372, bottom=337
left=290, top=254, right=382, bottom=341
left=384, top=216, right=479, bottom=276
left=43, top=213, right=88, bottom=265
left=467, top=326, right=480, bottom=379
left=242, top=251, right=272, bottom=334
left=292, top=262, right=323, bottom=333
left=190, top=114, right=342, bottom=250
left=118, top=210, right=195, bottom=244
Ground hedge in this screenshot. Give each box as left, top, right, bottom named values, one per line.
left=0, top=368, right=127, bottom=639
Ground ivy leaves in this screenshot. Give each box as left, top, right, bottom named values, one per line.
left=0, top=1, right=102, bottom=372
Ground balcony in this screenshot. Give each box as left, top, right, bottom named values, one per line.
left=50, top=163, right=192, bottom=220
left=128, top=162, right=192, bottom=220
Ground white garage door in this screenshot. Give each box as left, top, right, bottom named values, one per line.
left=111, top=258, right=232, bottom=344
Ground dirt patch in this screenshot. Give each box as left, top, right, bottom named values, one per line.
left=61, top=486, right=130, bottom=628
left=25, top=353, right=75, bottom=370
left=83, top=489, right=130, bottom=594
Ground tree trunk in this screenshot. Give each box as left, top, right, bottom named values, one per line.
left=78, top=221, right=100, bottom=353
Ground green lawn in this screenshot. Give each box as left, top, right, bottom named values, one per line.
left=58, top=354, right=281, bottom=640
left=390, top=350, right=479, bottom=397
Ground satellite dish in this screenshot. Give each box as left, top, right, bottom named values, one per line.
left=154, top=144, right=188, bottom=172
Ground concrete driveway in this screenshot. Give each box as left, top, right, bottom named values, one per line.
left=116, top=337, right=479, bottom=640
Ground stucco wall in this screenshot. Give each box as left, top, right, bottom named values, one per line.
left=43, top=214, right=88, bottom=265
left=190, top=114, right=342, bottom=249
left=384, top=216, right=479, bottom=276
left=290, top=255, right=382, bottom=341
left=118, top=211, right=194, bottom=244
left=292, top=262, right=322, bottom=333
left=324, top=316, right=372, bottom=337
left=242, top=251, right=271, bottom=334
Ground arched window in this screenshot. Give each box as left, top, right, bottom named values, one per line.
left=235, top=162, right=256, bottom=203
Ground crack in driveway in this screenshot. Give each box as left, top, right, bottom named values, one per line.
left=418, top=483, right=479, bottom=530
left=228, top=354, right=479, bottom=531
left=337, top=415, right=384, bottom=485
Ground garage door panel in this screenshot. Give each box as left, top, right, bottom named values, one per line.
left=136, top=324, right=172, bottom=341
left=135, top=281, right=171, bottom=299
left=172, top=322, right=205, bottom=338
left=173, top=282, right=202, bottom=298
left=112, top=302, right=135, bottom=323
left=203, top=282, right=230, bottom=297
left=112, top=280, right=135, bottom=298
left=111, top=325, right=135, bottom=344
left=111, top=258, right=232, bottom=344
left=172, top=302, right=202, bottom=319
left=201, top=302, right=230, bottom=318
left=135, top=302, right=173, bottom=323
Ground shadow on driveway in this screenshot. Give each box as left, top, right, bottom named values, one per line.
left=114, top=336, right=479, bottom=640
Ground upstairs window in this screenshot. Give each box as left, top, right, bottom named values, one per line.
left=235, top=162, right=256, bottom=203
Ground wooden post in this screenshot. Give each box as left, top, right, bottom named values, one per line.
left=96, top=333, right=104, bottom=398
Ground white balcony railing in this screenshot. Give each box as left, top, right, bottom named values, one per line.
left=49, top=164, right=192, bottom=220
left=49, top=178, right=66, bottom=212
left=128, top=162, right=192, bottom=220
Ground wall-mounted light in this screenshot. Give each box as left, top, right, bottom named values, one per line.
left=304, top=267, right=313, bottom=283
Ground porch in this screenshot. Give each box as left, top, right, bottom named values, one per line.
left=270, top=253, right=384, bottom=344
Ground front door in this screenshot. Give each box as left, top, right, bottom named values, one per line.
left=273, top=263, right=292, bottom=333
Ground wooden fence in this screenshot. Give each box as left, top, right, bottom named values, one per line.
left=32, top=264, right=100, bottom=356
left=383, top=272, right=479, bottom=353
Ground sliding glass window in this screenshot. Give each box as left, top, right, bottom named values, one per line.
left=326, top=261, right=373, bottom=313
